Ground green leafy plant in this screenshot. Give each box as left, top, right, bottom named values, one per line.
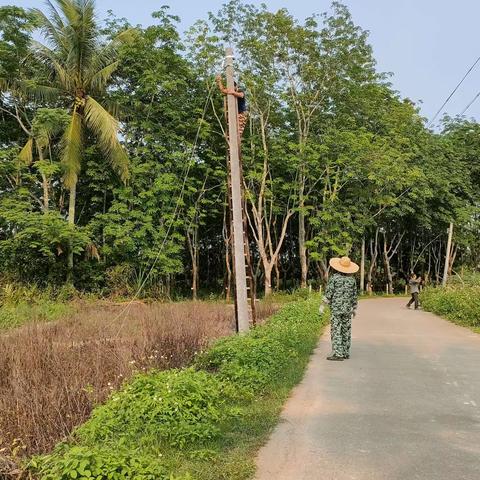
left=31, top=446, right=190, bottom=480
left=76, top=368, right=226, bottom=448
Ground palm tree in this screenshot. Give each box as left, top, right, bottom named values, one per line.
left=29, top=0, right=132, bottom=281
left=18, top=108, right=70, bottom=212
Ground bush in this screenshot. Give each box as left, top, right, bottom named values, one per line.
left=197, top=300, right=321, bottom=394
left=421, top=286, right=480, bottom=328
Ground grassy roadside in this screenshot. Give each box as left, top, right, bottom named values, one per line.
left=29, top=297, right=327, bottom=480
left=421, top=286, right=480, bottom=334
left=0, top=284, right=75, bottom=331
left=0, top=299, right=71, bottom=330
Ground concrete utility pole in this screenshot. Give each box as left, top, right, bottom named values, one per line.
left=225, top=47, right=249, bottom=333
left=442, top=222, right=454, bottom=287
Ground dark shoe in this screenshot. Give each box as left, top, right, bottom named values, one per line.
left=326, top=355, right=344, bottom=361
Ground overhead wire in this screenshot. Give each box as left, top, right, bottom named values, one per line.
left=428, top=54, right=480, bottom=127
left=459, top=90, right=480, bottom=116
left=107, top=75, right=218, bottom=334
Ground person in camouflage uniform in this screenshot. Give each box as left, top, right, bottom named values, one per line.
left=320, top=256, right=359, bottom=361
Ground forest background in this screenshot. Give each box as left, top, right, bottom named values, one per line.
left=1, top=0, right=479, bottom=301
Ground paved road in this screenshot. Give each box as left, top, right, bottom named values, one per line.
left=255, top=298, right=480, bottom=480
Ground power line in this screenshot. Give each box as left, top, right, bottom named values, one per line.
left=428, top=55, right=480, bottom=127
left=459, top=90, right=480, bottom=116
left=108, top=78, right=217, bottom=334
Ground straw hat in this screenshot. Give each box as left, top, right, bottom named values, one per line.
left=329, top=256, right=359, bottom=274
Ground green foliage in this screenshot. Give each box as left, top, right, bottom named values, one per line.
left=0, top=198, right=90, bottom=283
left=197, top=298, right=322, bottom=394
left=0, top=283, right=72, bottom=330
left=421, top=285, right=480, bottom=329
left=31, top=298, right=328, bottom=479
left=0, top=299, right=70, bottom=330
left=31, top=446, right=190, bottom=480
left=77, top=369, right=226, bottom=448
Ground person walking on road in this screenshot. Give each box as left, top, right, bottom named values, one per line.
left=406, top=273, right=422, bottom=309
left=319, top=256, right=359, bottom=361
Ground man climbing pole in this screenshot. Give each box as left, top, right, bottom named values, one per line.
left=216, top=74, right=248, bottom=137
left=319, top=256, right=359, bottom=361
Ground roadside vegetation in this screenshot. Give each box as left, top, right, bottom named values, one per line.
left=22, top=298, right=326, bottom=480
left=0, top=299, right=276, bottom=463
left=421, top=272, right=480, bottom=333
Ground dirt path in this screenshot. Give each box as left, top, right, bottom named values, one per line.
left=255, top=298, right=480, bottom=480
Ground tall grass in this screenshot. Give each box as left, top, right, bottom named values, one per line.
left=0, top=300, right=276, bottom=465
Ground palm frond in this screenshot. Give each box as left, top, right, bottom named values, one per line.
left=0, top=77, right=11, bottom=93
left=45, top=0, right=66, bottom=29
left=20, top=81, right=64, bottom=103
left=55, top=0, right=81, bottom=25
left=18, top=138, right=34, bottom=166
left=84, top=96, right=129, bottom=180
left=46, top=0, right=97, bottom=84
left=31, top=8, right=67, bottom=54
left=103, top=100, right=122, bottom=120
left=83, top=96, right=120, bottom=151
left=61, top=109, right=83, bottom=189
left=87, top=60, right=120, bottom=91
left=109, top=142, right=130, bottom=183
left=109, top=28, right=137, bottom=49
left=84, top=29, right=136, bottom=92
left=0, top=77, right=63, bottom=102
left=30, top=40, right=73, bottom=91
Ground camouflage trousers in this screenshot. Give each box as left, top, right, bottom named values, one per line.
left=238, top=111, right=248, bottom=137
left=330, top=312, right=352, bottom=357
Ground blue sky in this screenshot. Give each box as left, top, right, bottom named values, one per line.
left=6, top=0, right=480, bottom=126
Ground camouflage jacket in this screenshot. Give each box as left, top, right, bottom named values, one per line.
left=323, top=273, right=358, bottom=316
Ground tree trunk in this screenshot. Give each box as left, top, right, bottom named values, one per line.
left=433, top=242, right=442, bottom=284
left=448, top=243, right=457, bottom=276
left=360, top=237, right=365, bottom=293
left=383, top=235, right=393, bottom=295
left=225, top=246, right=232, bottom=302
left=367, top=229, right=379, bottom=294
left=186, top=228, right=200, bottom=301
left=315, top=260, right=329, bottom=288
left=299, top=176, right=307, bottom=289
left=442, top=222, right=454, bottom=286
left=274, top=257, right=281, bottom=292
left=67, top=182, right=76, bottom=283
left=264, top=265, right=273, bottom=297
left=38, top=150, right=49, bottom=212
left=192, top=260, right=198, bottom=301
left=41, top=173, right=49, bottom=212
